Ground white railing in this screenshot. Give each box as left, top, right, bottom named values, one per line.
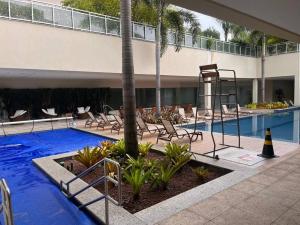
left=0, top=0, right=263, bottom=57
left=265, top=42, right=299, bottom=56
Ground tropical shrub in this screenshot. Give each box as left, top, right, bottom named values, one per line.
left=138, top=143, right=153, bottom=157
left=74, top=146, right=102, bottom=168
left=99, top=140, right=114, bottom=158
left=123, top=167, right=152, bottom=199
left=165, top=143, right=191, bottom=165
left=110, top=139, right=126, bottom=158
left=246, top=102, right=288, bottom=109
left=125, top=155, right=146, bottom=170
left=192, top=166, right=209, bottom=181
left=151, top=158, right=189, bottom=190
left=125, top=154, right=157, bottom=171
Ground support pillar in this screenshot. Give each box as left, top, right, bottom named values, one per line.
left=204, top=80, right=211, bottom=109
left=252, top=78, right=258, bottom=103
left=295, top=75, right=300, bottom=106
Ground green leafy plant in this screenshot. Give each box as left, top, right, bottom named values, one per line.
left=125, top=154, right=157, bottom=171
left=74, top=146, right=102, bottom=168
left=192, top=166, right=209, bottom=181
left=125, top=155, right=146, bottom=170
left=123, top=167, right=151, bottom=199
left=98, top=140, right=114, bottom=158
left=110, top=139, right=126, bottom=158
left=165, top=143, right=191, bottom=165
left=138, top=142, right=153, bottom=157
left=206, top=37, right=214, bottom=49
left=151, top=159, right=189, bottom=190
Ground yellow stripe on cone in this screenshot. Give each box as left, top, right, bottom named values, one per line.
left=258, top=128, right=278, bottom=158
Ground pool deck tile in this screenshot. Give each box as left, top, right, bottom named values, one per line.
left=5, top=118, right=300, bottom=225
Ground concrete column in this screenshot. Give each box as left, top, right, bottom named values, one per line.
left=204, top=51, right=212, bottom=109
left=252, top=78, right=258, bottom=103
left=204, top=80, right=211, bottom=109
left=294, top=75, right=299, bottom=105
left=293, top=110, right=299, bottom=142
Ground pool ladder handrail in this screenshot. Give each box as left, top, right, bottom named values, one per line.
left=60, top=158, right=122, bottom=225
left=0, top=179, right=14, bottom=225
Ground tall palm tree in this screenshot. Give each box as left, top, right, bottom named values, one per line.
left=148, top=0, right=200, bottom=115
left=249, top=31, right=268, bottom=103
left=120, top=0, right=139, bottom=157
left=218, top=20, right=232, bottom=42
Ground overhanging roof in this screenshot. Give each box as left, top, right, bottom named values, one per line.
left=169, top=0, right=300, bottom=42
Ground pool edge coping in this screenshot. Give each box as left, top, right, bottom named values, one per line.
left=33, top=144, right=261, bottom=225
left=33, top=152, right=146, bottom=225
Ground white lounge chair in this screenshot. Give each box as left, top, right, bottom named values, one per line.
left=289, top=100, right=294, bottom=106
left=222, top=105, right=237, bottom=117
left=77, top=106, right=90, bottom=119
left=236, top=104, right=253, bottom=115
left=42, top=108, right=57, bottom=118
left=9, top=110, right=27, bottom=121
left=178, top=108, right=190, bottom=123
left=192, top=107, right=221, bottom=121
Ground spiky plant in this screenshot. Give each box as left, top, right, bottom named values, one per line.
left=74, top=146, right=102, bottom=168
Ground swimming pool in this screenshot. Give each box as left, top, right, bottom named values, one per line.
left=0, top=128, right=108, bottom=225
left=183, top=109, right=300, bottom=143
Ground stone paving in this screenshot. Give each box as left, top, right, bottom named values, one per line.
left=2, top=117, right=300, bottom=225
left=156, top=151, right=300, bottom=225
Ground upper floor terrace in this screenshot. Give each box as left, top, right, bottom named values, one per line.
left=0, top=0, right=299, bottom=89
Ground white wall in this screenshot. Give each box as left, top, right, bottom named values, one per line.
left=0, top=20, right=258, bottom=81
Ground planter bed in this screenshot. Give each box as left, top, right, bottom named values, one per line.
left=56, top=150, right=231, bottom=214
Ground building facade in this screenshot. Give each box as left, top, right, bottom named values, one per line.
left=0, top=0, right=299, bottom=118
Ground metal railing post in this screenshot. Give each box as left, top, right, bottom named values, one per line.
left=31, top=1, right=33, bottom=22
left=104, top=16, right=107, bottom=34
left=0, top=179, right=14, bottom=225
left=71, top=9, right=74, bottom=29
left=88, top=12, right=91, bottom=31
left=104, top=161, right=109, bottom=225
left=52, top=6, right=55, bottom=26
left=132, top=22, right=134, bottom=38
left=8, top=0, right=11, bottom=19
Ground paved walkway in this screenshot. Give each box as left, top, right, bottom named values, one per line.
left=156, top=151, right=300, bottom=225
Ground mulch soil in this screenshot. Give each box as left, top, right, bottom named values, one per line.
left=59, top=151, right=231, bottom=214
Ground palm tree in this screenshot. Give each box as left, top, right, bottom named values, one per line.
left=218, top=20, right=231, bottom=42
left=249, top=31, right=268, bottom=103
left=120, top=0, right=139, bottom=157
left=147, top=1, right=200, bottom=115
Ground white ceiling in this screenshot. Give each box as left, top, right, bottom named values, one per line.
left=169, top=0, right=300, bottom=42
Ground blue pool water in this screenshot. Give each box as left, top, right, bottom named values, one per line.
left=0, top=128, right=109, bottom=225
left=183, top=109, right=300, bottom=143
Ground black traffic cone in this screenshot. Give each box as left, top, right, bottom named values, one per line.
left=258, top=128, right=278, bottom=158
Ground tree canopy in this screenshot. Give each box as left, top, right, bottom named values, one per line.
left=202, top=27, right=220, bottom=40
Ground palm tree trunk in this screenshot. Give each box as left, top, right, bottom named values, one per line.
left=121, top=0, right=138, bottom=158
left=155, top=0, right=162, bottom=116
left=261, top=34, right=266, bottom=102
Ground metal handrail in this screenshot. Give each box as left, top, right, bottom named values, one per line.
left=60, top=158, right=122, bottom=225
left=0, top=179, right=14, bottom=225
left=0, top=116, right=74, bottom=136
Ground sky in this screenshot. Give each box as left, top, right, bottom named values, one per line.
left=173, top=6, right=225, bottom=41
left=194, top=12, right=225, bottom=41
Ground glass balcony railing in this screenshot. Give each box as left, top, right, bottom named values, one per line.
left=0, top=0, right=299, bottom=58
